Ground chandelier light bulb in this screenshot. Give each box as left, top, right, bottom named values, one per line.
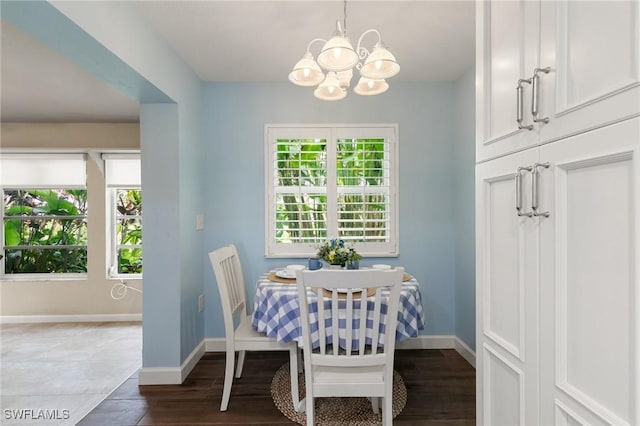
left=314, top=72, right=347, bottom=101
left=288, top=52, right=325, bottom=87
left=317, top=35, right=358, bottom=72
left=360, top=44, right=400, bottom=80
left=353, top=77, right=389, bottom=96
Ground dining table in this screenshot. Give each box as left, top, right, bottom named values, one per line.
left=251, top=268, right=425, bottom=349
left=251, top=267, right=425, bottom=416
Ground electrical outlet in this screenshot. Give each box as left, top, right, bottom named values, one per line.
left=196, top=214, right=205, bottom=230
left=198, top=294, right=204, bottom=312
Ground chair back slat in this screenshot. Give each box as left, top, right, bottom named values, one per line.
left=296, top=267, right=404, bottom=361
left=358, top=287, right=368, bottom=354
left=371, top=288, right=383, bottom=354
left=209, top=245, right=247, bottom=337
left=345, top=291, right=353, bottom=356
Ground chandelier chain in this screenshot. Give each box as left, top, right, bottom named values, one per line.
left=343, top=0, right=348, bottom=35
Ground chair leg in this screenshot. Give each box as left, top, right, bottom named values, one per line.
left=235, top=350, right=246, bottom=378
left=370, top=396, right=380, bottom=414
left=306, top=396, right=314, bottom=426
left=288, top=346, right=303, bottom=412
left=383, top=395, right=392, bottom=426
left=220, top=349, right=235, bottom=411
left=297, top=347, right=303, bottom=373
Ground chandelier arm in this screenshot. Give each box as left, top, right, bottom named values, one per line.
left=306, top=38, right=327, bottom=54
left=355, top=28, right=382, bottom=57
left=357, top=47, right=370, bottom=61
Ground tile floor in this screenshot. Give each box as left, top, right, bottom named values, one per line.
left=0, top=322, right=142, bottom=426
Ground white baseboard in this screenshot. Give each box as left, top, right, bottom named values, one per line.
left=454, top=337, right=476, bottom=368
left=140, top=334, right=477, bottom=385
left=138, top=339, right=205, bottom=385
left=180, top=340, right=206, bottom=382
left=137, top=367, right=182, bottom=385
left=204, top=337, right=226, bottom=352
left=395, top=335, right=456, bottom=349
left=0, top=313, right=142, bottom=324
left=205, top=334, right=470, bottom=353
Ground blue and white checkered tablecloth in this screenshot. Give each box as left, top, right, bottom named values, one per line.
left=251, top=272, right=425, bottom=349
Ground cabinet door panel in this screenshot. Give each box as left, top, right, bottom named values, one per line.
left=539, top=118, right=640, bottom=425
left=486, top=176, right=527, bottom=357
left=476, top=148, right=539, bottom=425
left=484, top=345, right=524, bottom=426
left=539, top=1, right=640, bottom=144
left=476, top=0, right=539, bottom=162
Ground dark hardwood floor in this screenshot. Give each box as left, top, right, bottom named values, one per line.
left=78, top=349, right=475, bottom=425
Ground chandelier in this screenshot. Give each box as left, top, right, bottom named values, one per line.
left=288, top=0, right=400, bottom=101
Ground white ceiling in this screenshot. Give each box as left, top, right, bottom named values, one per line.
left=0, top=1, right=475, bottom=123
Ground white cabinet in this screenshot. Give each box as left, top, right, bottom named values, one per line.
left=538, top=119, right=640, bottom=426
left=476, top=148, right=540, bottom=426
left=476, top=0, right=640, bottom=163
left=538, top=1, right=640, bottom=146
left=476, top=1, right=640, bottom=425
left=477, top=118, right=640, bottom=426
left=476, top=0, right=540, bottom=161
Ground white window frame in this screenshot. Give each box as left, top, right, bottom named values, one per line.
left=103, top=153, right=142, bottom=279
left=1, top=153, right=88, bottom=279
left=265, top=124, right=399, bottom=258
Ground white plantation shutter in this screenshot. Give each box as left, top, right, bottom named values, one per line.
left=266, top=127, right=331, bottom=256
left=273, top=137, right=328, bottom=242
left=266, top=125, right=398, bottom=257
left=335, top=136, right=392, bottom=244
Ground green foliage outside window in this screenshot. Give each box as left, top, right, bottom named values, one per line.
left=115, top=189, right=143, bottom=274
left=3, top=189, right=88, bottom=274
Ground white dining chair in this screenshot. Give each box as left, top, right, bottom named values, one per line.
left=209, top=245, right=302, bottom=411
left=294, top=267, right=405, bottom=426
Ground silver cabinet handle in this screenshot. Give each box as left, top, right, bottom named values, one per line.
left=516, top=166, right=533, bottom=217
left=532, top=162, right=550, bottom=217
left=532, top=67, right=551, bottom=123
left=517, top=78, right=534, bottom=130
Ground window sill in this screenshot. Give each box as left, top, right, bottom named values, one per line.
left=1, top=274, right=88, bottom=282
left=108, top=275, right=143, bottom=281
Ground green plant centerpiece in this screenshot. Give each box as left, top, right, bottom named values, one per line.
left=316, top=238, right=361, bottom=268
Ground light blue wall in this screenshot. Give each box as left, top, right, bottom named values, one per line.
left=140, top=104, right=181, bottom=366
left=202, top=82, right=458, bottom=338
left=452, top=67, right=477, bottom=351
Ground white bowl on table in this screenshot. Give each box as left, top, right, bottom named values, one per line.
left=286, top=264, right=305, bottom=276
left=371, top=264, right=391, bottom=270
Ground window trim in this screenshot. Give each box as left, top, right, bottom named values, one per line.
left=106, top=187, right=143, bottom=279
left=103, top=153, right=142, bottom=279
left=264, top=123, right=399, bottom=258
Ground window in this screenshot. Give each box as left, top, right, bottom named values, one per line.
left=1, top=154, right=88, bottom=275
left=104, top=154, right=142, bottom=277
left=265, top=125, right=398, bottom=257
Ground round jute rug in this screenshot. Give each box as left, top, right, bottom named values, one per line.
left=270, top=362, right=407, bottom=426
